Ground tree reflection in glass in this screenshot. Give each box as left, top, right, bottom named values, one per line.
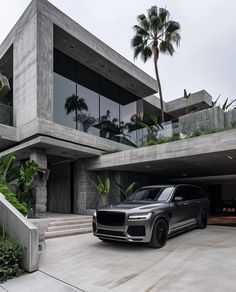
left=100, top=110, right=120, bottom=139
left=65, top=94, right=97, bottom=132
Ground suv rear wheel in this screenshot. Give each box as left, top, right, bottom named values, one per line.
left=198, top=209, right=208, bottom=229
left=149, top=219, right=168, bottom=248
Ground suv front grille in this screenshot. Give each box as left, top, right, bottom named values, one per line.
left=97, top=211, right=125, bottom=226
left=97, top=229, right=125, bottom=237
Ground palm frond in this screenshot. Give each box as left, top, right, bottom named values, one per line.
left=131, top=34, right=145, bottom=48
left=132, top=25, right=149, bottom=38
left=140, top=46, right=152, bottom=62
left=212, top=94, right=221, bottom=107
left=159, top=8, right=170, bottom=23
left=137, top=14, right=150, bottom=31
left=222, top=98, right=228, bottom=111
left=160, top=41, right=175, bottom=55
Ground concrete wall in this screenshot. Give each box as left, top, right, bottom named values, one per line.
left=74, top=159, right=152, bottom=214
left=179, top=106, right=225, bottom=134
left=224, top=110, right=236, bottom=129
left=13, top=13, right=37, bottom=127
left=0, top=193, right=39, bottom=272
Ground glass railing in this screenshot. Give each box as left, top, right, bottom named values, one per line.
left=0, top=103, right=13, bottom=126
left=110, top=120, right=180, bottom=147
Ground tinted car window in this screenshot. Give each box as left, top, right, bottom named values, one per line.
left=127, top=187, right=173, bottom=202
left=173, top=186, right=189, bottom=201
left=174, top=186, right=206, bottom=201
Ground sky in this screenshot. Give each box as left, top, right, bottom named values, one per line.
left=0, top=0, right=236, bottom=103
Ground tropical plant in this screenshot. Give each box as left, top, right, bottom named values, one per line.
left=0, top=153, right=16, bottom=185
left=12, top=160, right=42, bottom=206
left=0, top=153, right=42, bottom=210
left=65, top=95, right=88, bottom=130
left=0, top=227, right=24, bottom=283
left=92, top=176, right=110, bottom=205
left=183, top=89, right=191, bottom=114
left=0, top=185, right=27, bottom=216
left=212, top=94, right=236, bottom=111
left=115, top=182, right=137, bottom=200
left=131, top=6, right=181, bottom=124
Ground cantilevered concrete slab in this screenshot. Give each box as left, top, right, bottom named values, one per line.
left=0, top=136, right=103, bottom=160
left=166, top=90, right=212, bottom=118
left=86, top=129, right=236, bottom=178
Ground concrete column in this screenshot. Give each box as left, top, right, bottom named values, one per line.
left=30, top=148, right=47, bottom=217
left=74, top=159, right=99, bottom=215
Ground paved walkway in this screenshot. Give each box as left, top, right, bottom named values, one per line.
left=1, top=225, right=236, bottom=292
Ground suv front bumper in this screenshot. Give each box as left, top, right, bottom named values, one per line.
left=93, top=215, right=153, bottom=243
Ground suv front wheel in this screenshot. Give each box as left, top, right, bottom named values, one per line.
left=149, top=218, right=168, bottom=248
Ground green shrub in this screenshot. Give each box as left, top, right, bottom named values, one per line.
left=0, top=228, right=24, bottom=283
left=0, top=185, right=27, bottom=216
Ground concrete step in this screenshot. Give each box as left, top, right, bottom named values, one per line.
left=49, top=219, right=92, bottom=227
left=48, top=222, right=92, bottom=232
left=45, top=227, right=92, bottom=239
left=48, top=216, right=92, bottom=222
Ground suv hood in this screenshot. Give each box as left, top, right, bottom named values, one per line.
left=98, top=201, right=166, bottom=212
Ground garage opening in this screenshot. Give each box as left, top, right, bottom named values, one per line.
left=170, top=175, right=236, bottom=227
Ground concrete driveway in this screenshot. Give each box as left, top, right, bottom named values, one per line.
left=1, top=225, right=236, bottom=292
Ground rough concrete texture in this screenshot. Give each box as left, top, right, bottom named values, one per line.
left=13, top=13, right=37, bottom=127
left=166, top=90, right=212, bottom=118
left=86, top=127, right=236, bottom=173
left=30, top=148, right=47, bottom=217
left=225, top=110, right=236, bottom=128
left=1, top=225, right=236, bottom=292
left=179, top=106, right=224, bottom=134
left=0, top=193, right=39, bottom=272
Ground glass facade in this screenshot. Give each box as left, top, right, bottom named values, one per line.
left=0, top=46, right=13, bottom=126
left=53, top=48, right=163, bottom=146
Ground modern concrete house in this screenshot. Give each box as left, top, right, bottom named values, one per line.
left=1, top=0, right=236, bottom=220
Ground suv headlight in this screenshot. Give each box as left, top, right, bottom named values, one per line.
left=128, top=212, right=152, bottom=220
left=93, top=211, right=97, bottom=217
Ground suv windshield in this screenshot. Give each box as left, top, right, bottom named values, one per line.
left=126, top=187, right=174, bottom=202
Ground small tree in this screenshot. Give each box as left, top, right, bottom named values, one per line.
left=92, top=176, right=110, bottom=206
left=115, top=182, right=137, bottom=200
left=183, top=89, right=191, bottom=114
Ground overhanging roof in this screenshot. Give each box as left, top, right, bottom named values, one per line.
left=0, top=136, right=103, bottom=160
left=166, top=90, right=212, bottom=118
left=86, top=129, right=236, bottom=178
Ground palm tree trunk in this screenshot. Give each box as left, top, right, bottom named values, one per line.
left=154, top=59, right=165, bottom=125
left=75, top=108, right=78, bottom=130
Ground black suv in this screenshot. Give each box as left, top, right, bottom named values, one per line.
left=93, top=184, right=209, bottom=248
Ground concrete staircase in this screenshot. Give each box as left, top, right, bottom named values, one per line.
left=45, top=215, right=92, bottom=239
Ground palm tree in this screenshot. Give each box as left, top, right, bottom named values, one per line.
left=65, top=94, right=88, bottom=130
left=131, top=6, right=181, bottom=124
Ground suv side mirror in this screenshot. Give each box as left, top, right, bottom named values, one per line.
left=174, top=196, right=183, bottom=203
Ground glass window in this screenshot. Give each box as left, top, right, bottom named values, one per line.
left=76, top=84, right=99, bottom=135
left=53, top=73, right=77, bottom=129
left=0, top=45, right=13, bottom=126
left=100, top=95, right=120, bottom=140
left=99, top=77, right=120, bottom=140
left=120, top=101, right=137, bottom=146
